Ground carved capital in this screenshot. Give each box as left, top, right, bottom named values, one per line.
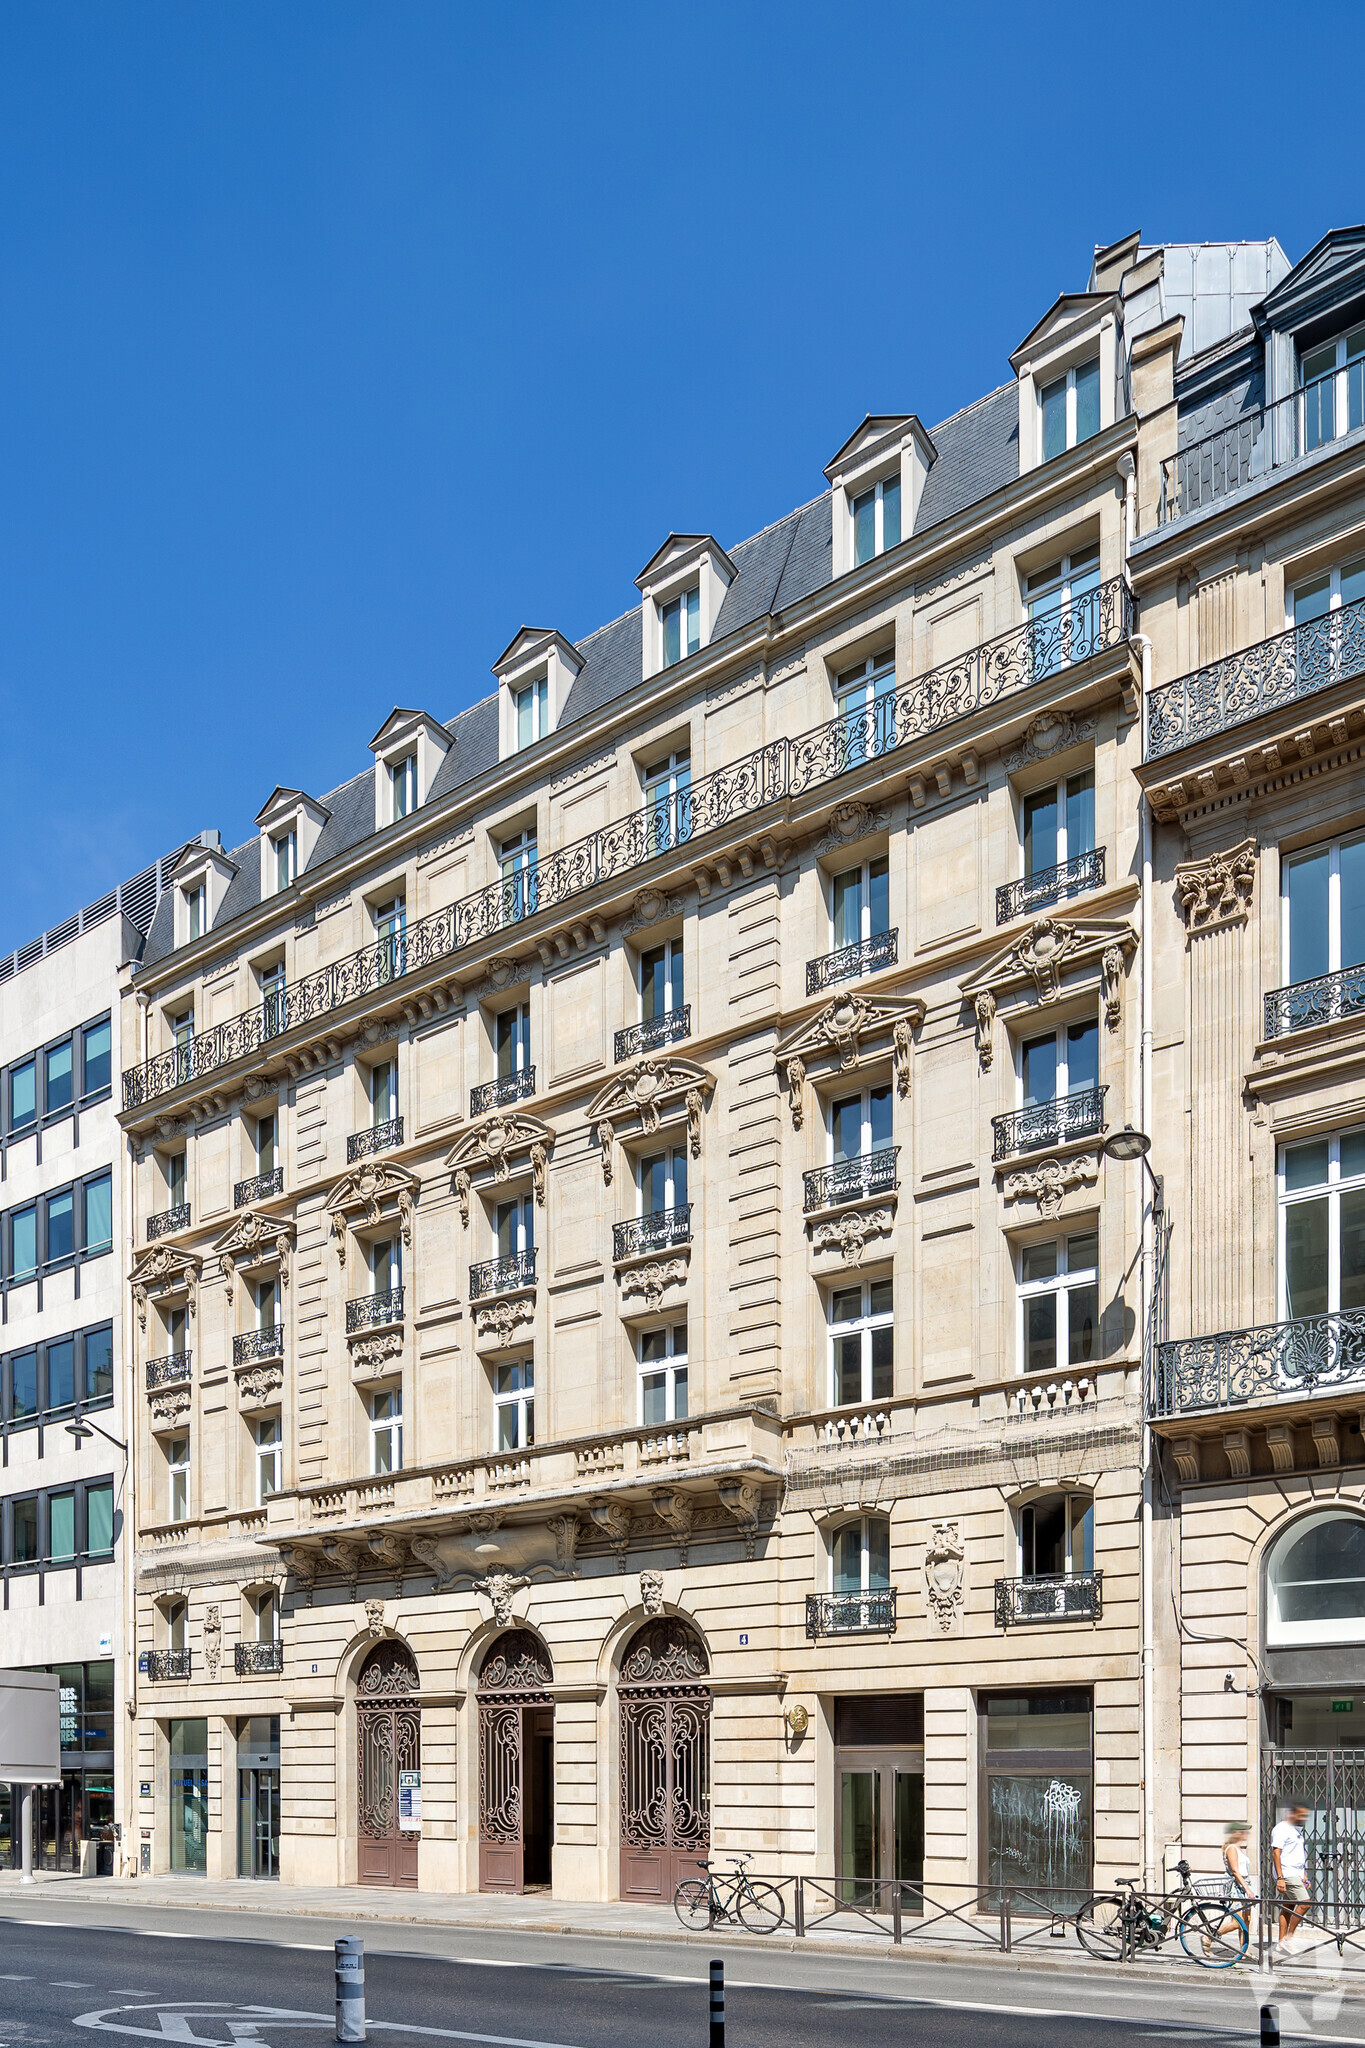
left=1174, top=837, right=1256, bottom=934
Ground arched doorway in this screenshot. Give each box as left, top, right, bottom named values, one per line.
left=618, top=1616, right=710, bottom=1902
left=477, top=1629, right=553, bottom=1894
left=356, top=1639, right=420, bottom=1889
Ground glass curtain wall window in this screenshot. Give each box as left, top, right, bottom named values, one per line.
left=496, top=1196, right=534, bottom=1259
left=1020, top=1020, right=1099, bottom=1109
left=1039, top=358, right=1101, bottom=461
left=273, top=831, right=296, bottom=891
left=852, top=473, right=901, bottom=566
left=836, top=654, right=896, bottom=763
left=1302, top=327, right=1365, bottom=451
left=84, top=1173, right=112, bottom=1254
left=255, top=1416, right=282, bottom=1503
left=494, top=1358, right=533, bottom=1450
left=496, top=1004, right=531, bottom=1079
left=639, top=1322, right=688, bottom=1425
left=10, top=1058, right=35, bottom=1131
left=829, top=1280, right=893, bottom=1406
left=832, top=857, right=890, bottom=950
left=831, top=1086, right=893, bottom=1164
left=375, top=897, right=406, bottom=981
left=1026, top=546, right=1101, bottom=678
left=1019, top=1493, right=1093, bottom=1578
left=168, top=1437, right=190, bottom=1522
left=500, top=829, right=538, bottom=924
left=661, top=589, right=700, bottom=668
left=46, top=1042, right=72, bottom=1115
left=643, top=750, right=691, bottom=854
left=514, top=677, right=549, bottom=749
left=390, top=755, right=417, bottom=820
left=640, top=940, right=684, bottom=1020
left=1019, top=1234, right=1098, bottom=1374
left=1023, top=772, right=1094, bottom=878
left=82, top=1019, right=111, bottom=1097
left=833, top=1516, right=891, bottom=1594
left=1278, top=1129, right=1365, bottom=1321
left=1281, top=830, right=1365, bottom=990
left=370, top=1389, right=402, bottom=1474
left=11, top=1204, right=37, bottom=1280
left=639, top=1147, right=687, bottom=1216
left=46, top=1189, right=74, bottom=1264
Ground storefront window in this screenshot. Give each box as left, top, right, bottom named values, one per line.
left=170, top=1718, right=209, bottom=1875
left=982, top=1689, right=1093, bottom=1910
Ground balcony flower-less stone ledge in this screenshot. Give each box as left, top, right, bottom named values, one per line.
left=120, top=579, right=1136, bottom=1120
left=777, top=993, right=923, bottom=1132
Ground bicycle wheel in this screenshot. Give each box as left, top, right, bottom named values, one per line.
left=737, top=1880, right=785, bottom=1934
left=1075, top=1894, right=1127, bottom=1959
left=1179, top=1900, right=1248, bottom=1968
left=674, top=1879, right=713, bottom=1932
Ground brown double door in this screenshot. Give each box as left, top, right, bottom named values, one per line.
left=479, top=1698, right=553, bottom=1893
left=357, top=1696, right=420, bottom=1888
left=619, top=1688, right=711, bottom=1902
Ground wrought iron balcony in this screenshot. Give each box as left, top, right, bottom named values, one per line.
left=992, top=1086, right=1107, bottom=1163
left=233, top=1325, right=283, bottom=1367
left=469, top=1249, right=537, bottom=1300
left=806, top=928, right=898, bottom=996
left=994, top=1571, right=1103, bottom=1627
left=346, top=1286, right=404, bottom=1333
left=145, top=1352, right=191, bottom=1390
left=615, top=1008, right=691, bottom=1062
left=1147, top=592, right=1365, bottom=760
left=1264, top=963, right=1365, bottom=1040
left=471, top=1070, right=535, bottom=1118
left=1153, top=1306, right=1365, bottom=1419
left=805, top=1588, right=898, bottom=1639
left=145, top=1649, right=192, bottom=1681
left=147, top=1204, right=191, bottom=1241
left=803, top=1147, right=899, bottom=1214
left=1158, top=367, right=1365, bottom=528
left=347, top=1116, right=403, bottom=1162
left=122, top=579, right=1133, bottom=1114
left=234, top=1167, right=284, bottom=1208
left=996, top=849, right=1105, bottom=926
left=613, top=1205, right=693, bottom=1262
left=235, top=1640, right=284, bottom=1676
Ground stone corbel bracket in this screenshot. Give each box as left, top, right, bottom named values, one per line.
left=810, top=1206, right=895, bottom=1266
left=278, top=1540, right=321, bottom=1606
left=236, top=1361, right=285, bottom=1409
left=130, top=1244, right=203, bottom=1333
left=215, top=1210, right=297, bottom=1304
left=586, top=1058, right=716, bottom=1183
left=960, top=913, right=1138, bottom=1066
left=444, top=1113, right=554, bottom=1219
left=1000, top=1150, right=1101, bottom=1220
left=617, top=1253, right=689, bottom=1315
left=718, top=1477, right=762, bottom=1561
left=324, top=1159, right=421, bottom=1265
left=776, top=993, right=926, bottom=1129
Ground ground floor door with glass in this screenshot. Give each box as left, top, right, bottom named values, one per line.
left=833, top=1695, right=924, bottom=1908
left=169, top=1719, right=209, bottom=1875
left=238, top=1771, right=280, bottom=1879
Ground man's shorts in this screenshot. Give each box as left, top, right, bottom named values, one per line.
left=1281, top=1878, right=1310, bottom=1902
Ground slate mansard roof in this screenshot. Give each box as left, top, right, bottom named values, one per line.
left=141, top=378, right=1022, bottom=969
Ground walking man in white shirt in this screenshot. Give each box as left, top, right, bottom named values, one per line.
left=1271, top=1802, right=1312, bottom=1947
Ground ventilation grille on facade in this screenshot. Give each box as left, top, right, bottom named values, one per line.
left=0, top=845, right=192, bottom=988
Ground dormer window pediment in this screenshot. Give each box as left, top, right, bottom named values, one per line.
left=368, top=709, right=452, bottom=829
left=635, top=534, right=735, bottom=680
left=824, top=416, right=935, bottom=578
left=492, top=628, right=583, bottom=761
left=254, top=788, right=330, bottom=901
left=1010, top=293, right=1121, bottom=475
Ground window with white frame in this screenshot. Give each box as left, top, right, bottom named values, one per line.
left=1281, top=831, right=1365, bottom=989
left=828, top=1278, right=893, bottom=1407
left=369, top=1059, right=397, bottom=1125
left=166, top=1306, right=188, bottom=1359
left=494, top=1357, right=533, bottom=1450
left=252, top=1587, right=280, bottom=1644
left=639, top=1321, right=688, bottom=1425
left=255, top=1113, right=276, bottom=1177
left=260, top=960, right=286, bottom=1038
left=1301, top=326, right=1365, bottom=452
left=273, top=829, right=297, bottom=892
left=370, top=1235, right=401, bottom=1296
left=830, top=1085, right=892, bottom=1163
left=184, top=884, right=206, bottom=943
left=500, top=828, right=538, bottom=924
left=375, top=896, right=406, bottom=981
left=167, top=1435, right=190, bottom=1522
left=1025, top=545, right=1101, bottom=678
left=851, top=473, right=901, bottom=566
left=165, top=1150, right=186, bottom=1210
left=1020, top=1019, right=1099, bottom=1109
left=255, top=1415, right=281, bottom=1503
left=643, top=749, right=692, bottom=853
left=496, top=1195, right=534, bottom=1259
left=1266, top=1509, right=1365, bottom=1647
left=254, top=1275, right=280, bottom=1335
left=661, top=588, right=700, bottom=668
left=1018, top=1232, right=1098, bottom=1374
left=831, top=1514, right=891, bottom=1593
left=165, top=1597, right=188, bottom=1650
left=835, top=652, right=896, bottom=762
left=1288, top=558, right=1365, bottom=689
left=1022, top=770, right=1094, bottom=879
left=1039, top=357, right=1101, bottom=462
left=496, top=1003, right=531, bottom=1079
left=389, top=754, right=417, bottom=821
left=1018, top=1491, right=1093, bottom=1579
left=640, top=939, right=684, bottom=1021
left=639, top=1145, right=687, bottom=1216
left=831, top=855, right=889, bottom=950
left=1278, top=1128, right=1365, bottom=1320
left=370, top=1387, right=402, bottom=1473
left=171, top=1008, right=194, bottom=1055
left=514, top=676, right=549, bottom=750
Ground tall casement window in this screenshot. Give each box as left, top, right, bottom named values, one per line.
left=389, top=754, right=417, bottom=821
left=375, top=896, right=406, bottom=982
left=1018, top=1233, right=1098, bottom=1373
left=643, top=749, right=691, bottom=853
left=1026, top=545, right=1101, bottom=679
left=829, top=1278, right=893, bottom=1407
left=836, top=653, right=896, bottom=764
left=1288, top=558, right=1365, bottom=692
left=852, top=473, right=901, bottom=566
left=260, top=961, right=287, bottom=1039
left=273, top=830, right=297, bottom=891
left=1301, top=326, right=1365, bottom=451
left=514, top=676, right=549, bottom=751
left=1039, top=357, right=1101, bottom=461
left=370, top=1235, right=401, bottom=1298
left=1019, top=1492, right=1094, bottom=1578
left=500, top=828, right=538, bottom=924
left=168, top=1436, right=190, bottom=1522
left=661, top=588, right=700, bottom=668
left=496, top=1195, right=534, bottom=1260
left=639, top=1321, right=688, bottom=1425
left=255, top=1416, right=282, bottom=1503
left=185, top=885, right=206, bottom=942
left=165, top=1151, right=187, bottom=1211
left=255, top=1113, right=276, bottom=1178
left=1278, top=1129, right=1365, bottom=1321
left=370, top=1387, right=402, bottom=1474
left=496, top=1004, right=531, bottom=1079
left=494, top=1357, right=533, bottom=1450
left=832, top=856, right=890, bottom=949
left=1020, top=1019, right=1099, bottom=1109
left=640, top=939, right=684, bottom=1021
left=832, top=1514, right=891, bottom=1594
left=830, top=1084, right=892, bottom=1165
left=370, top=1059, right=398, bottom=1128
left=1023, top=772, right=1094, bottom=881
left=639, top=1146, right=687, bottom=1217
left=1281, top=832, right=1365, bottom=989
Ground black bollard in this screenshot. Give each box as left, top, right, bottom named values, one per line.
left=1261, top=2004, right=1279, bottom=2048
left=336, top=1937, right=366, bottom=2044
left=709, top=1957, right=725, bottom=2048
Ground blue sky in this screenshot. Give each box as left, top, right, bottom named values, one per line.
left=0, top=0, right=1361, bottom=953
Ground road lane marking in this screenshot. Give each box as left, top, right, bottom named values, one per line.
left=74, top=2005, right=590, bottom=2048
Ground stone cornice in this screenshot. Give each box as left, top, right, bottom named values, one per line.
left=1142, top=693, right=1365, bottom=823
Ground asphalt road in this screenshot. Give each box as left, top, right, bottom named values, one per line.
left=0, top=1908, right=1363, bottom=2048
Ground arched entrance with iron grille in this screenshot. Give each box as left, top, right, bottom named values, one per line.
left=618, top=1616, right=711, bottom=1902
left=477, top=1629, right=554, bottom=1894
left=355, top=1638, right=420, bottom=1889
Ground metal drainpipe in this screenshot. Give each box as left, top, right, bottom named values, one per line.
left=1133, top=627, right=1156, bottom=1888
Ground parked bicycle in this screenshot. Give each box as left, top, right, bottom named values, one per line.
left=1075, top=1861, right=1250, bottom=1967
left=675, top=1853, right=786, bottom=1934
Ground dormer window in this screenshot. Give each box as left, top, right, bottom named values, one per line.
left=852, top=475, right=901, bottom=566
left=492, top=631, right=582, bottom=763
left=368, top=710, right=451, bottom=829
left=254, top=789, right=329, bottom=901
left=1011, top=295, right=1118, bottom=476
left=824, top=417, right=934, bottom=581
left=662, top=589, right=700, bottom=668
left=390, top=755, right=417, bottom=821
left=1039, top=357, right=1101, bottom=462
left=515, top=677, right=549, bottom=750
left=273, top=831, right=296, bottom=892
left=1302, top=325, right=1365, bottom=451
left=635, top=537, right=735, bottom=682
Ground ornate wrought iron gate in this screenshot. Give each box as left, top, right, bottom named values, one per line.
left=1263, top=1747, right=1365, bottom=1926
left=356, top=1641, right=420, bottom=1889
left=618, top=1617, right=711, bottom=1902
left=478, top=1630, right=553, bottom=1894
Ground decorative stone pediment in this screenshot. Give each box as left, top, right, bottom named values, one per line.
left=236, top=1362, right=285, bottom=1409
left=776, top=993, right=925, bottom=1128
left=215, top=1211, right=296, bottom=1302
left=811, top=1207, right=894, bottom=1266
left=1174, top=837, right=1256, bottom=934
left=587, top=1060, right=714, bottom=1182
left=475, top=1297, right=536, bottom=1349
left=324, top=1160, right=419, bottom=1262
left=131, top=1245, right=202, bottom=1330
left=149, top=1385, right=192, bottom=1429
left=619, top=1257, right=688, bottom=1313
left=444, top=1114, right=552, bottom=1208
left=1001, top=1150, right=1100, bottom=1219
left=960, top=914, right=1137, bottom=1057
left=349, top=1329, right=404, bottom=1379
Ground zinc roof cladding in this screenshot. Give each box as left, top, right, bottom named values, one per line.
left=912, top=381, right=1019, bottom=533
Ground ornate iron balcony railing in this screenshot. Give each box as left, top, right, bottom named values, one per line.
left=803, top=1147, right=900, bottom=1213
left=122, top=579, right=1133, bottom=1113
left=805, top=1588, right=898, bottom=1639
left=1158, top=367, right=1365, bottom=528
left=346, top=1286, right=404, bottom=1333
left=992, top=1086, right=1107, bottom=1163
left=235, top=1640, right=284, bottom=1675
left=471, top=1070, right=535, bottom=1118
left=1147, top=592, right=1365, bottom=760
left=994, top=1571, right=1103, bottom=1627
left=147, top=1204, right=191, bottom=1241
left=347, top=1116, right=403, bottom=1163
left=145, top=1352, right=191, bottom=1390
left=996, top=849, right=1105, bottom=925
left=806, top=928, right=898, bottom=995
left=234, top=1167, right=284, bottom=1208
left=613, top=1205, right=693, bottom=1262
left=469, top=1249, right=537, bottom=1300
left=233, top=1325, right=283, bottom=1366
left=1152, top=1306, right=1365, bottom=1418
left=1264, top=963, right=1365, bottom=1040
left=146, top=1649, right=192, bottom=1681
left=614, top=1008, right=691, bottom=1062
